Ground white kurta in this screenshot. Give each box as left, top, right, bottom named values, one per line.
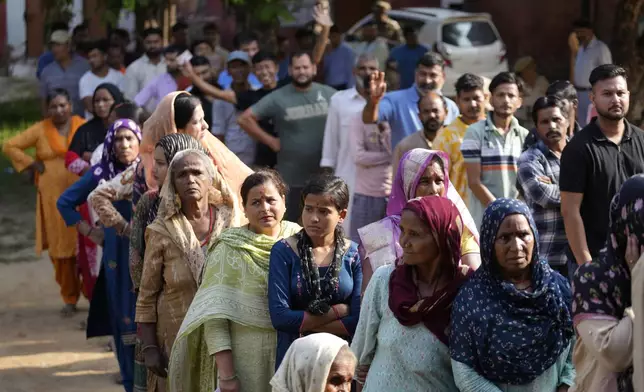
left=320, top=88, right=367, bottom=234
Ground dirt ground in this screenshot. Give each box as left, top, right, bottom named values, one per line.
left=0, top=257, right=122, bottom=392
left=0, top=156, right=121, bottom=392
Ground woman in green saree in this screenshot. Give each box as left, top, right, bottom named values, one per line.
left=168, top=169, right=300, bottom=392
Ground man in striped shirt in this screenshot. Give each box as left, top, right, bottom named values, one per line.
left=460, top=72, right=529, bottom=228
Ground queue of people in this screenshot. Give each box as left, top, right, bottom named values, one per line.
left=3, top=3, right=644, bottom=392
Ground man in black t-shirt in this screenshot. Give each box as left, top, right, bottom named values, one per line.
left=560, top=64, right=644, bottom=275
left=184, top=51, right=282, bottom=168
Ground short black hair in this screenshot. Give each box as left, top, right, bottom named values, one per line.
left=330, top=25, right=341, bottom=34
left=164, top=44, right=185, bottom=56
left=109, top=101, right=146, bottom=126
left=108, top=43, right=123, bottom=53
left=110, top=28, right=130, bottom=41
left=402, top=25, right=417, bottom=35
left=252, top=50, right=277, bottom=65
left=489, top=71, right=524, bottom=94
left=233, top=31, right=259, bottom=50
left=418, top=91, right=448, bottom=113
left=50, top=22, right=69, bottom=32
left=190, top=55, right=210, bottom=67
left=203, top=22, right=218, bottom=33
left=589, top=64, right=627, bottom=87
left=546, top=80, right=578, bottom=102
left=142, top=27, right=163, bottom=39
left=455, top=73, right=485, bottom=96
left=86, top=39, right=109, bottom=54
left=191, top=39, right=214, bottom=52
left=573, top=19, right=593, bottom=30
left=295, top=27, right=315, bottom=40
left=172, top=21, right=188, bottom=32
left=417, top=52, right=444, bottom=70
left=289, top=50, right=312, bottom=65
left=72, top=23, right=88, bottom=36
left=532, top=95, right=569, bottom=124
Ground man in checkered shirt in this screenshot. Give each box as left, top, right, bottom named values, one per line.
left=517, top=96, right=570, bottom=276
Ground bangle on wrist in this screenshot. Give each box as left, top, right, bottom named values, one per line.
left=218, top=373, right=237, bottom=382
left=141, top=344, right=158, bottom=352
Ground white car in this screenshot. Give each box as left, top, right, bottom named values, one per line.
left=346, top=7, right=509, bottom=97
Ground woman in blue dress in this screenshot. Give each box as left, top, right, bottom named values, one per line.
left=57, top=119, right=142, bottom=392
left=268, top=175, right=362, bottom=369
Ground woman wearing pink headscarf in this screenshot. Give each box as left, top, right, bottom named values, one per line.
left=357, top=149, right=480, bottom=293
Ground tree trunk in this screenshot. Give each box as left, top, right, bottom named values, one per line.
left=612, top=0, right=644, bottom=126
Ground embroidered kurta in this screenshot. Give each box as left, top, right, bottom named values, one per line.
left=351, top=265, right=459, bottom=392
left=3, top=117, right=85, bottom=257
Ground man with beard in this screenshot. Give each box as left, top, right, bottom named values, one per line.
left=434, top=73, right=489, bottom=201
left=134, top=45, right=186, bottom=113
left=392, top=92, right=447, bottom=174
left=460, top=71, right=528, bottom=228
left=320, top=53, right=380, bottom=235
left=123, top=28, right=166, bottom=112
left=237, top=51, right=336, bottom=222
left=79, top=39, right=125, bottom=118
left=517, top=96, right=570, bottom=276
left=363, top=52, right=459, bottom=149
left=560, top=64, right=644, bottom=271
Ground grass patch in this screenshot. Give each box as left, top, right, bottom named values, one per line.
left=0, top=98, right=40, bottom=203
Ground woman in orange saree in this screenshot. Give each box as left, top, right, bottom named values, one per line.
left=2, top=88, right=86, bottom=316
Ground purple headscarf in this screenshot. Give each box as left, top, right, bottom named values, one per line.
left=358, top=148, right=478, bottom=270
left=91, top=118, right=142, bottom=182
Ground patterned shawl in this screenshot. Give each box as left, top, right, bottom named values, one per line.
left=91, top=118, right=142, bottom=182
left=388, top=196, right=471, bottom=346
left=168, top=221, right=301, bottom=392
left=128, top=134, right=206, bottom=290
left=146, top=149, right=240, bottom=284
left=270, top=333, right=350, bottom=392
left=572, top=174, right=644, bottom=391
left=450, top=198, right=574, bottom=385
left=357, top=148, right=478, bottom=270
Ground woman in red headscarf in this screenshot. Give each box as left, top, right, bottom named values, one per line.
left=351, top=196, right=472, bottom=392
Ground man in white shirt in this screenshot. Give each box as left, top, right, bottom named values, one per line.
left=78, top=39, right=125, bottom=119
left=320, top=53, right=380, bottom=234
left=123, top=28, right=166, bottom=112
left=571, top=19, right=612, bottom=126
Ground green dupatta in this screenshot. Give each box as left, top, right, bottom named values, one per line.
left=168, top=221, right=301, bottom=392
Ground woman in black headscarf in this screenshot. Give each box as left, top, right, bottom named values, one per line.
left=66, top=83, right=124, bottom=175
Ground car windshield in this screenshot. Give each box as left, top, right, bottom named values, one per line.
left=442, top=21, right=497, bottom=47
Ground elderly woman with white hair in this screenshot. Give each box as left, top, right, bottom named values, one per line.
left=270, top=333, right=357, bottom=392
left=135, top=149, right=240, bottom=392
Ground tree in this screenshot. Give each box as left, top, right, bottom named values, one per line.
left=612, top=0, right=644, bottom=125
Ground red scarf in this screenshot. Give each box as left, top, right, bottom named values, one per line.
left=388, top=196, right=472, bottom=345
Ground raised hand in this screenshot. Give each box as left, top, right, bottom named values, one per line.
left=312, top=2, right=333, bottom=27
left=368, top=71, right=387, bottom=102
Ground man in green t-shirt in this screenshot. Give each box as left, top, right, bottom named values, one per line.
left=238, top=51, right=336, bottom=222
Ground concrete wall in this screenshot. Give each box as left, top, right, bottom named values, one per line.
left=6, top=0, right=26, bottom=57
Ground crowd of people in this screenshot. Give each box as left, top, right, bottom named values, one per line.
left=3, top=1, right=644, bottom=392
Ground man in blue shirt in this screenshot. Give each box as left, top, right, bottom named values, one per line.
left=323, top=25, right=356, bottom=90
left=388, top=26, right=429, bottom=89
left=362, top=52, right=459, bottom=148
